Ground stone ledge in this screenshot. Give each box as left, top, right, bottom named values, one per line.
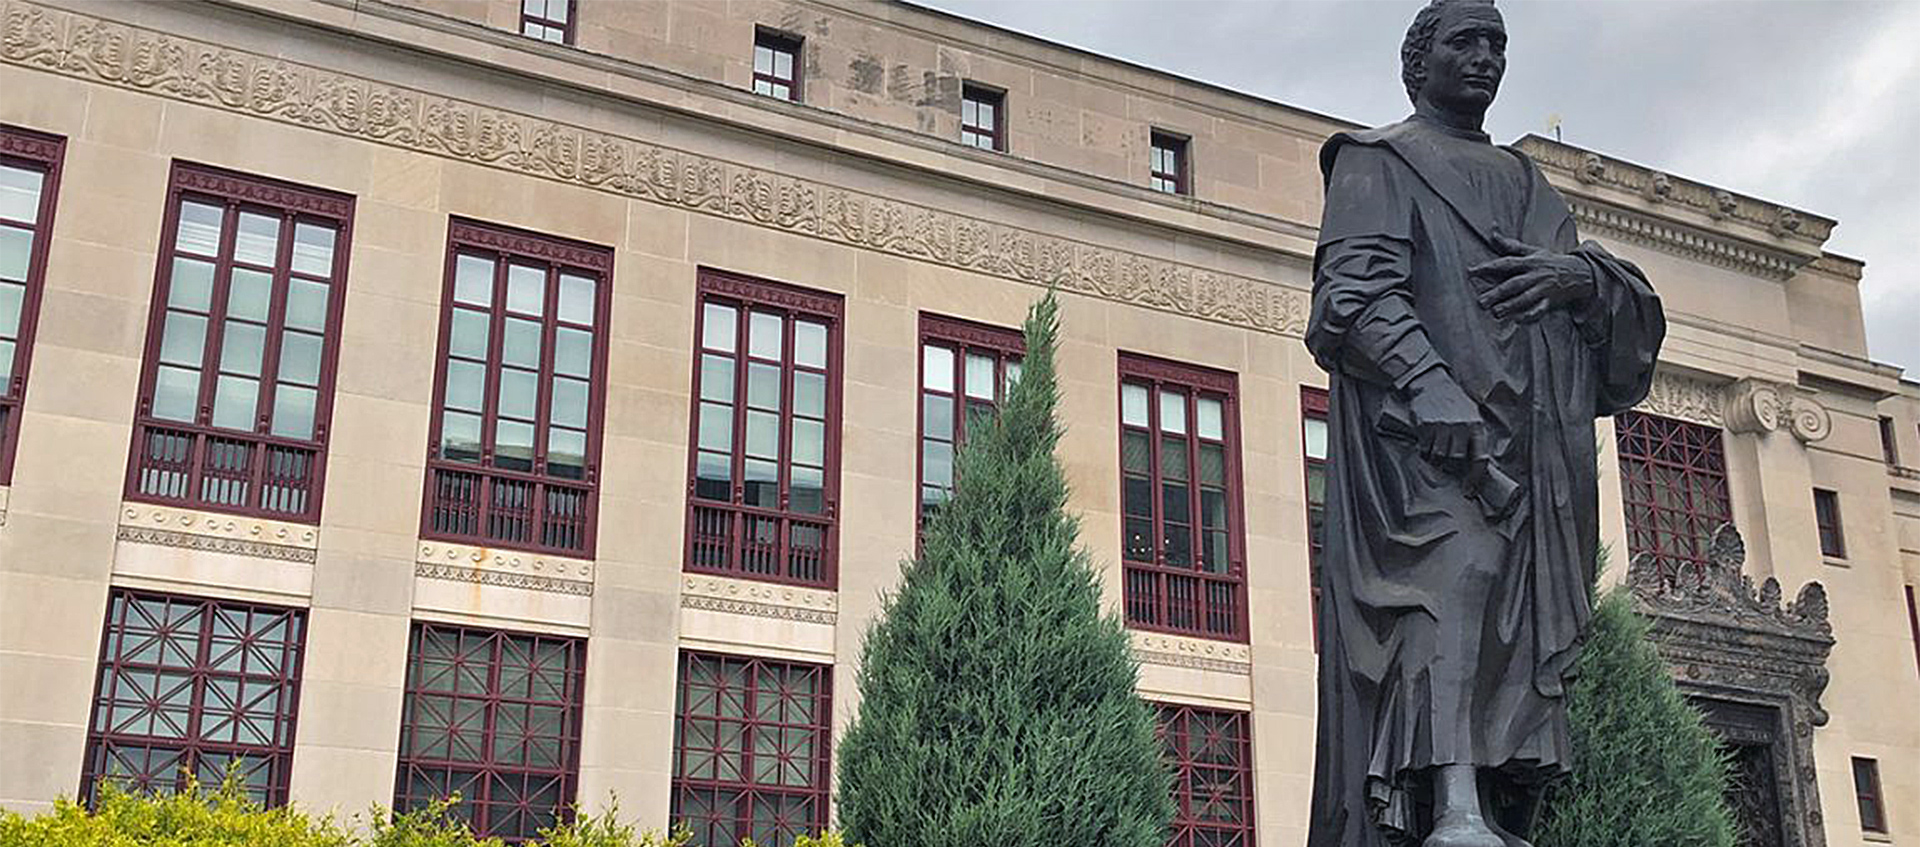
left=414, top=540, right=594, bottom=596
left=117, top=501, right=319, bottom=563
left=1131, top=630, right=1253, bottom=676
left=679, top=573, right=837, bottom=625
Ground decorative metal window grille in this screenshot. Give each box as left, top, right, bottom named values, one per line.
left=1120, top=353, right=1246, bottom=641
left=752, top=31, right=801, bottom=102
left=960, top=84, right=1005, bottom=152
left=685, top=269, right=841, bottom=588
left=520, top=0, right=575, bottom=44
left=1302, top=386, right=1328, bottom=647
left=917, top=314, right=1023, bottom=534
left=1156, top=703, right=1255, bottom=847
left=671, top=651, right=831, bottom=847
left=1614, top=411, right=1732, bottom=588
left=1853, top=757, right=1887, bottom=833
left=81, top=590, right=306, bottom=807
left=1150, top=131, right=1189, bottom=195
left=393, top=623, right=586, bottom=844
left=126, top=163, right=353, bottom=523
left=1813, top=487, right=1846, bottom=559
left=0, top=125, right=63, bottom=485
left=422, top=219, right=611, bottom=557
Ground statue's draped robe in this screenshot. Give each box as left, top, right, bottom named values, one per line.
left=1304, top=117, right=1664, bottom=845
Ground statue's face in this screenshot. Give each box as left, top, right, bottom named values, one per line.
left=1420, top=3, right=1507, bottom=112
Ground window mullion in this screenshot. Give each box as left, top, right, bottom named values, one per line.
left=196, top=203, right=241, bottom=428
left=1187, top=392, right=1204, bottom=568
left=730, top=303, right=749, bottom=508
left=481, top=254, right=508, bottom=471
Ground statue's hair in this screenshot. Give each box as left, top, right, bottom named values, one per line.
left=1401, top=0, right=1498, bottom=105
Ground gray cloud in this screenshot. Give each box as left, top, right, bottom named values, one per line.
left=923, top=0, right=1920, bottom=377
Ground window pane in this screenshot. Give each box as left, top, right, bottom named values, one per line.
left=794, top=370, right=825, bottom=418
left=743, top=459, right=778, bottom=507
left=699, top=354, right=736, bottom=403
left=271, top=385, right=317, bottom=440
left=445, top=359, right=486, bottom=412
left=922, top=440, right=952, bottom=487
left=745, top=410, right=779, bottom=460
left=152, top=365, right=201, bottom=421
left=750, top=311, right=783, bottom=360
left=791, top=465, right=824, bottom=514
left=1121, top=382, right=1149, bottom=427
left=1160, top=389, right=1188, bottom=434
left=0, top=227, right=27, bottom=282
left=1197, top=397, right=1224, bottom=440
left=441, top=411, right=483, bottom=462
left=792, top=418, right=824, bottom=466
left=449, top=308, right=489, bottom=361
left=746, top=362, right=781, bottom=411
left=0, top=281, right=21, bottom=337
left=160, top=312, right=208, bottom=367
left=285, top=280, right=328, bottom=333
left=211, top=375, right=259, bottom=430
left=1124, top=474, right=1152, bottom=517
left=0, top=165, right=42, bottom=224
left=1305, top=418, right=1329, bottom=461
left=498, top=368, right=537, bottom=420
left=503, top=317, right=542, bottom=369
left=558, top=273, right=594, bottom=325
left=698, top=402, right=734, bottom=453
left=454, top=254, right=494, bottom=306
left=754, top=44, right=774, bottom=75
left=168, top=258, right=215, bottom=312
left=696, top=450, right=731, bottom=498
left=227, top=268, right=272, bottom=322
left=923, top=394, right=953, bottom=441
left=175, top=201, right=224, bottom=255
left=1161, top=434, right=1189, bottom=480
left=0, top=339, right=10, bottom=386
left=220, top=321, right=266, bottom=377
left=965, top=353, right=995, bottom=400
left=495, top=420, right=535, bottom=471
left=774, top=49, right=793, bottom=78
left=703, top=303, right=737, bottom=353
left=794, top=321, right=827, bottom=368
left=923, top=344, right=954, bottom=392
left=1122, top=429, right=1150, bottom=472
left=548, top=427, right=586, bottom=479
left=1199, top=443, right=1226, bottom=487
left=234, top=212, right=281, bottom=266
left=291, top=222, right=335, bottom=277
left=551, top=377, right=589, bottom=428
left=555, top=327, right=592, bottom=378
left=507, top=264, right=545, bottom=316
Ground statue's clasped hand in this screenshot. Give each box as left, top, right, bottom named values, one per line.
left=1470, top=234, right=1595, bottom=322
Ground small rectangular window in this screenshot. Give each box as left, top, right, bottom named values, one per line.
left=422, top=219, right=613, bottom=557
left=127, top=163, right=354, bottom=523
left=81, top=590, right=307, bottom=808
left=685, top=269, right=842, bottom=588
left=1907, top=586, right=1920, bottom=682
left=1150, top=130, right=1190, bottom=195
left=0, top=125, right=65, bottom=485
left=671, top=651, right=831, bottom=847
left=918, top=314, right=1023, bottom=537
left=1853, top=757, right=1887, bottom=833
left=520, top=0, right=575, bottom=45
left=1303, top=386, right=1328, bottom=649
left=1119, top=352, right=1246, bottom=641
left=1813, top=488, right=1845, bottom=559
left=1155, top=702, right=1255, bottom=846
left=752, top=29, right=802, bottom=102
left=960, top=83, right=1006, bottom=152
left=1880, top=415, right=1900, bottom=466
left=394, top=623, right=585, bottom=844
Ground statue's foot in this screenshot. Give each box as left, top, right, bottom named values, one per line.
left=1422, top=815, right=1507, bottom=847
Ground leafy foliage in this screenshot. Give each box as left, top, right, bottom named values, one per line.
left=1536, top=580, right=1738, bottom=847
left=834, top=293, right=1174, bottom=847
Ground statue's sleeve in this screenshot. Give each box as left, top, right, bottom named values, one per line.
left=1563, top=227, right=1666, bottom=415
left=1307, top=144, right=1447, bottom=390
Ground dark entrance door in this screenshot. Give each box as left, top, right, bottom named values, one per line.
left=1694, top=698, right=1786, bottom=847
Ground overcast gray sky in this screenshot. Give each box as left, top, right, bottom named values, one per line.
left=922, top=0, right=1920, bottom=377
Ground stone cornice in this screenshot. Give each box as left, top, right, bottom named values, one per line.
left=679, top=574, right=838, bottom=626
left=415, top=540, right=595, bottom=595
left=116, top=501, right=319, bottom=562
left=1566, top=197, right=1803, bottom=281
left=1130, top=631, right=1252, bottom=676
left=0, top=0, right=1309, bottom=339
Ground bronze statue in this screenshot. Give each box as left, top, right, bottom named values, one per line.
left=1304, top=2, right=1666, bottom=845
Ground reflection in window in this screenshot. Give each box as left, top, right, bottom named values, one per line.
left=917, top=315, right=1023, bottom=536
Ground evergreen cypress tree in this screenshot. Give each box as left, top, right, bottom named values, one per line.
left=835, top=293, right=1173, bottom=847
left=1536, top=568, right=1738, bottom=846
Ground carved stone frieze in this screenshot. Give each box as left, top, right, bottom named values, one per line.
left=1567, top=199, right=1802, bottom=281
left=1628, top=524, right=1834, bottom=847
left=116, top=502, right=319, bottom=562
left=415, top=540, right=594, bottom=596
left=1635, top=370, right=1727, bottom=428
left=116, top=525, right=317, bottom=563
left=679, top=574, right=837, bottom=626
left=0, top=0, right=1309, bottom=338
left=1131, top=631, right=1253, bottom=676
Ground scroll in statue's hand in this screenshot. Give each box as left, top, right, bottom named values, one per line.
left=1470, top=233, right=1596, bottom=322
left=1404, top=368, right=1484, bottom=463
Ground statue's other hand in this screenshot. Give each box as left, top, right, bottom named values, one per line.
left=1405, top=369, right=1484, bottom=463
left=1470, top=234, right=1595, bottom=323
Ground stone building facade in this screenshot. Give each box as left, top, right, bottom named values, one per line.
left=0, top=0, right=1912, bottom=844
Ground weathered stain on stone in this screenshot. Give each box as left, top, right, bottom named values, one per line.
left=849, top=54, right=884, bottom=94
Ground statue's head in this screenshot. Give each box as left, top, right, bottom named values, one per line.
left=1401, top=0, right=1506, bottom=112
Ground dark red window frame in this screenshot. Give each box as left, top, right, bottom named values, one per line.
left=1813, top=487, right=1846, bottom=559
left=960, top=83, right=1006, bottom=153
left=81, top=589, right=307, bottom=808
left=685, top=269, right=842, bottom=589
left=917, top=313, right=1024, bottom=537
left=1150, top=130, right=1190, bottom=196
left=421, top=218, right=612, bottom=558
left=1302, top=386, right=1329, bottom=648
left=1119, top=352, right=1248, bottom=642
left=1155, top=702, right=1255, bottom=847
left=1879, top=415, right=1900, bottom=466
left=126, top=162, right=354, bottom=523
left=1907, top=585, right=1920, bottom=682
left=1853, top=756, right=1888, bottom=833
left=1614, top=411, right=1732, bottom=588
left=393, top=622, right=586, bottom=844
left=752, top=29, right=803, bottom=102
left=671, top=650, right=832, bottom=847
left=0, top=125, right=65, bottom=485
left=520, top=0, right=576, bottom=44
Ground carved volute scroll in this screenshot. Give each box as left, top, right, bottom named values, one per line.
left=1628, top=524, right=1835, bottom=846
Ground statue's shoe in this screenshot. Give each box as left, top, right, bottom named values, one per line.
left=1422, top=817, right=1508, bottom=847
